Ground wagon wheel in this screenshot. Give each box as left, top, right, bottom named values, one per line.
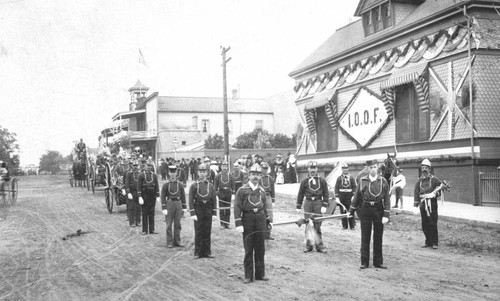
left=90, top=165, right=95, bottom=194
left=105, top=188, right=113, bottom=214
left=86, top=158, right=91, bottom=191
left=9, top=178, right=18, bottom=206
left=0, top=184, right=6, bottom=207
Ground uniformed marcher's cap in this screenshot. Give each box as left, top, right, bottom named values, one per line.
left=261, top=161, right=269, bottom=169
left=421, top=159, right=431, bottom=167
left=204, top=157, right=210, bottom=162
left=249, top=163, right=262, bottom=173
left=341, top=162, right=349, bottom=168
left=132, top=160, right=139, bottom=166
left=308, top=161, right=318, bottom=168
left=233, top=161, right=239, bottom=167
left=366, top=159, right=378, bottom=166
left=221, top=161, right=228, bottom=166
left=168, top=164, right=177, bottom=170
left=198, top=163, right=208, bottom=171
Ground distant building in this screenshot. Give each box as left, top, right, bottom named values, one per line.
left=289, top=0, right=500, bottom=205
left=101, top=80, right=296, bottom=160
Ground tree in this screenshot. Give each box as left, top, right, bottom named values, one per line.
left=0, top=125, right=21, bottom=174
left=269, top=133, right=296, bottom=148
left=39, top=150, right=64, bottom=174
left=233, top=128, right=295, bottom=149
left=204, top=134, right=225, bottom=149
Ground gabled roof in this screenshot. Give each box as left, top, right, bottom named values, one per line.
left=128, top=79, right=149, bottom=92
left=290, top=0, right=500, bottom=77
left=355, top=0, right=425, bottom=16
left=156, top=96, right=274, bottom=114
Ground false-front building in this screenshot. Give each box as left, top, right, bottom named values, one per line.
left=289, top=0, right=500, bottom=205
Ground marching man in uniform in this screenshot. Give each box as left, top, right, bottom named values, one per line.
left=234, top=163, right=270, bottom=284
left=259, top=162, right=276, bottom=240
left=138, top=162, right=160, bottom=235
left=414, top=159, right=446, bottom=250
left=335, top=162, right=357, bottom=230
left=349, top=159, right=390, bottom=269
left=214, top=161, right=234, bottom=229
left=296, top=161, right=329, bottom=253
left=124, top=160, right=141, bottom=227
left=189, top=163, right=217, bottom=258
left=161, top=163, right=187, bottom=248
left=231, top=161, right=245, bottom=193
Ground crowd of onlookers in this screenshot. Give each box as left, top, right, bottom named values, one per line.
left=157, top=153, right=300, bottom=184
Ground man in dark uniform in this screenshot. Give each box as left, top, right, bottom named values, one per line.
left=124, top=160, right=141, bottom=227
left=296, top=161, right=329, bottom=253
left=259, top=162, right=275, bottom=240
left=76, top=138, right=86, bottom=160
left=231, top=161, right=245, bottom=193
left=161, top=163, right=187, bottom=248
left=214, top=161, right=234, bottom=229
left=173, top=160, right=187, bottom=187
left=349, top=159, right=390, bottom=269
left=414, top=159, right=446, bottom=250
left=138, top=162, right=160, bottom=235
left=335, top=162, right=357, bottom=229
left=189, top=158, right=197, bottom=180
left=160, top=158, right=167, bottom=181
left=189, top=163, right=217, bottom=258
left=234, top=163, right=270, bottom=284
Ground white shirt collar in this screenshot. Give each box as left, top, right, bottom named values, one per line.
left=248, top=181, right=259, bottom=191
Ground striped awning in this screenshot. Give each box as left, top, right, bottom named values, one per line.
left=380, top=62, right=428, bottom=90
left=304, top=88, right=337, bottom=110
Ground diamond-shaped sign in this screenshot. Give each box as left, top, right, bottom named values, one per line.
left=338, top=87, right=389, bottom=149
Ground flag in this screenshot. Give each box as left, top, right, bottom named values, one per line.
left=138, top=49, right=148, bottom=67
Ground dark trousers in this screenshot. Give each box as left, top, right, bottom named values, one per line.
left=218, top=190, right=232, bottom=227
left=242, top=212, right=266, bottom=280
left=420, top=200, right=439, bottom=246
left=160, top=173, right=167, bottom=181
left=358, top=203, right=384, bottom=267
left=165, top=200, right=182, bottom=246
left=394, top=187, right=403, bottom=207
left=339, top=194, right=355, bottom=229
left=141, top=191, right=156, bottom=233
left=194, top=203, right=213, bottom=257
left=126, top=190, right=141, bottom=226
left=303, top=199, right=323, bottom=248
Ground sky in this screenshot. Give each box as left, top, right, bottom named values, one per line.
left=0, top=0, right=359, bottom=165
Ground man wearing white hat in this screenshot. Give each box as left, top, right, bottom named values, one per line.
left=161, top=163, right=187, bottom=248
left=413, top=159, right=446, bottom=250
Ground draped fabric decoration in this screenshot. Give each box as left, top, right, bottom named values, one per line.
left=304, top=109, right=316, bottom=136
left=324, top=102, right=338, bottom=131
left=413, top=71, right=430, bottom=113
left=381, top=89, right=395, bottom=120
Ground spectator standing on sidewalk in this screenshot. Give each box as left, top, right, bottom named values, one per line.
left=391, top=168, right=406, bottom=209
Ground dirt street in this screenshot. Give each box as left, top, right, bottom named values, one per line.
left=1, top=175, right=499, bottom=301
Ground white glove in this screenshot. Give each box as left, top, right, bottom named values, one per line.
left=296, top=209, right=301, bottom=214
left=320, top=207, right=327, bottom=214
left=335, top=197, right=341, bottom=204
left=412, top=206, right=420, bottom=214
left=127, top=193, right=133, bottom=200
left=212, top=215, right=217, bottom=221
left=138, top=197, right=144, bottom=205
left=191, top=215, right=198, bottom=221
left=162, top=209, right=168, bottom=215
left=382, top=217, right=389, bottom=224
left=269, top=223, right=273, bottom=229
left=182, top=209, right=188, bottom=213
left=427, top=192, right=436, bottom=198
left=235, top=226, right=244, bottom=233
left=272, top=202, right=275, bottom=208
left=157, top=197, right=161, bottom=203
left=122, top=189, right=126, bottom=196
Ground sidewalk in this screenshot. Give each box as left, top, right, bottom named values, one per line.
left=275, top=183, right=500, bottom=229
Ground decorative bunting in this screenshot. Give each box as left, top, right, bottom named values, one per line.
left=381, top=89, right=395, bottom=120
left=414, top=72, right=430, bottom=113
left=325, top=102, right=338, bottom=131
left=304, top=109, right=316, bottom=135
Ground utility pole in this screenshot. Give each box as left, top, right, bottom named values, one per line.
left=221, top=46, right=231, bottom=166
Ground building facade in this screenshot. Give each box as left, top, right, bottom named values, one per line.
left=105, top=80, right=296, bottom=162
left=289, top=0, right=500, bottom=205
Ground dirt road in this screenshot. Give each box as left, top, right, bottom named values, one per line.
left=1, top=175, right=499, bottom=300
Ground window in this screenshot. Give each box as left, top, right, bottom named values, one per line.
left=315, top=107, right=338, bottom=152
left=363, top=2, right=392, bottom=36
left=395, top=83, right=429, bottom=143
left=372, top=6, right=381, bottom=32
left=255, top=120, right=263, bottom=130
left=182, top=141, right=186, bottom=146
left=381, top=2, right=392, bottom=28
left=227, top=120, right=233, bottom=133
left=192, top=116, right=198, bottom=129
left=202, top=119, right=210, bottom=133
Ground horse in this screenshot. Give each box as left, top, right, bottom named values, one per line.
left=72, top=157, right=87, bottom=187
left=356, top=153, right=399, bottom=188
